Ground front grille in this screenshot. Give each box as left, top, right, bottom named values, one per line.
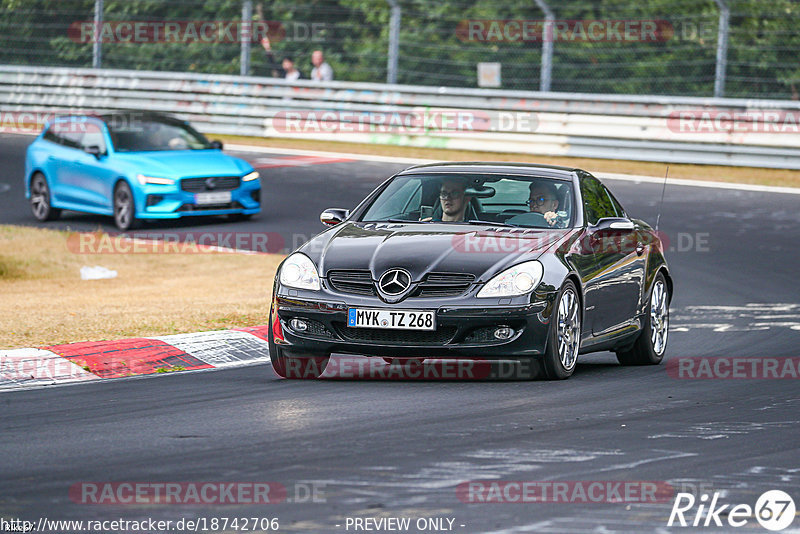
left=180, top=176, right=241, bottom=193
left=328, top=270, right=475, bottom=298
left=333, top=323, right=457, bottom=345
left=328, top=270, right=376, bottom=296
left=413, top=272, right=475, bottom=298
left=177, top=202, right=243, bottom=212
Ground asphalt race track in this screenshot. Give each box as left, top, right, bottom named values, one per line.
left=2, top=132, right=799, bottom=533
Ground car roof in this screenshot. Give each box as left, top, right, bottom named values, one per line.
left=98, top=111, right=181, bottom=124
left=396, top=162, right=580, bottom=181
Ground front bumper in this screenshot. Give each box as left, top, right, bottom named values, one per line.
left=133, top=180, right=261, bottom=219
left=273, top=290, right=558, bottom=359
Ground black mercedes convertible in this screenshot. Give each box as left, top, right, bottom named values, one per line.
left=268, top=162, right=672, bottom=380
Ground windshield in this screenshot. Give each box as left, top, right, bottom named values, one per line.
left=106, top=116, right=211, bottom=152
left=359, top=173, right=574, bottom=229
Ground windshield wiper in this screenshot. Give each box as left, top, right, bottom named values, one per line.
left=466, top=219, right=514, bottom=227
left=384, top=218, right=430, bottom=223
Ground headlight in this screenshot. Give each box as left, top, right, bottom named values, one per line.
left=477, top=260, right=544, bottom=298
left=279, top=253, right=320, bottom=291
left=242, top=171, right=260, bottom=182
left=136, top=174, right=174, bottom=185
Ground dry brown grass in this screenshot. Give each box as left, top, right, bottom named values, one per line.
left=0, top=225, right=284, bottom=349
left=217, top=134, right=800, bottom=189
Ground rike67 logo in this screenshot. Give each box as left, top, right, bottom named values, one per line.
left=668, top=490, right=795, bottom=531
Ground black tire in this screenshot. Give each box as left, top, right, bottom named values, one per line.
left=268, top=310, right=329, bottom=379
left=113, top=181, right=140, bottom=231
left=541, top=280, right=582, bottom=380
left=30, top=173, right=61, bottom=221
left=616, top=272, right=670, bottom=365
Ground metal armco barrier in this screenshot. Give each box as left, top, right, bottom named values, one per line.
left=2, top=65, right=800, bottom=169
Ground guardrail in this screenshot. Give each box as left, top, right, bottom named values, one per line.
left=2, top=65, right=800, bottom=169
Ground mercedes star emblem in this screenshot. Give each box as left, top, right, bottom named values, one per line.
left=379, top=269, right=411, bottom=295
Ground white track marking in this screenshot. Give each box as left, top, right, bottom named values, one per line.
left=227, top=143, right=800, bottom=195
left=0, top=348, right=97, bottom=390
left=670, top=303, right=800, bottom=332
left=155, top=330, right=271, bottom=368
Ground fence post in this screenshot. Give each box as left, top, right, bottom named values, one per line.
left=92, top=0, right=103, bottom=68
left=533, top=0, right=553, bottom=92
left=241, top=0, right=253, bottom=76
left=386, top=0, right=401, bottom=84
left=713, top=0, right=729, bottom=97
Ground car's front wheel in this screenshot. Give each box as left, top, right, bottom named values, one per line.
left=616, top=272, right=670, bottom=365
left=113, top=181, right=139, bottom=231
left=30, top=173, right=61, bottom=221
left=541, top=280, right=581, bottom=380
left=268, top=311, right=329, bottom=379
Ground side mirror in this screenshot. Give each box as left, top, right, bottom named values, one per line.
left=591, top=217, right=634, bottom=232
left=320, top=208, right=350, bottom=226
left=209, top=140, right=223, bottom=150
left=85, top=145, right=103, bottom=159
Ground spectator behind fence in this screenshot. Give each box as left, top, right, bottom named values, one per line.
left=260, top=36, right=284, bottom=78
left=311, top=50, right=334, bottom=82
left=282, top=57, right=302, bottom=81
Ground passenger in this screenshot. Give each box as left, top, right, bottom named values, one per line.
left=438, top=179, right=471, bottom=222
left=418, top=179, right=471, bottom=222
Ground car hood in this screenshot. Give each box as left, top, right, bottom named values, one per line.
left=111, top=150, right=252, bottom=178
left=301, top=222, right=574, bottom=283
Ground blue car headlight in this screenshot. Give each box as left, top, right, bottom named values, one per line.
left=477, top=260, right=544, bottom=298
left=242, top=171, right=259, bottom=182
left=279, top=253, right=321, bottom=291
left=136, top=174, right=175, bottom=186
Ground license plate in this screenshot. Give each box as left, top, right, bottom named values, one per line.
left=348, top=308, right=435, bottom=331
left=195, top=191, right=231, bottom=205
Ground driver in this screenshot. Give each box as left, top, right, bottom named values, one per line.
left=527, top=181, right=560, bottom=226
left=505, top=180, right=562, bottom=227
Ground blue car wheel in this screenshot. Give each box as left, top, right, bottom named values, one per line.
left=30, top=173, right=61, bottom=222
left=113, top=181, right=139, bottom=231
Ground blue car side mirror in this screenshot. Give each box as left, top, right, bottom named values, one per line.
left=84, top=145, right=103, bottom=159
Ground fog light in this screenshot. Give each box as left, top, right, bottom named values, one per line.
left=494, top=326, right=515, bottom=340
left=289, top=318, right=309, bottom=332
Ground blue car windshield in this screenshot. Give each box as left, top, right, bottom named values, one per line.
left=107, top=118, right=211, bottom=152
left=359, top=173, right=575, bottom=229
